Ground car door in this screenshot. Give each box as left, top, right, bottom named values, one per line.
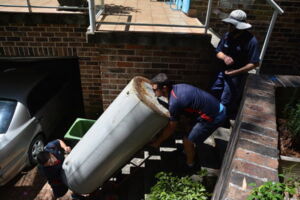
left=0, top=102, right=41, bottom=185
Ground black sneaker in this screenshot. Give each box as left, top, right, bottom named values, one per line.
left=181, top=161, right=201, bottom=176
left=221, top=118, right=231, bottom=128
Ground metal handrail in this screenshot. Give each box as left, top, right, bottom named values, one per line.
left=95, top=21, right=206, bottom=28
left=88, top=0, right=96, bottom=34
left=204, top=0, right=213, bottom=34
left=266, top=0, right=284, bottom=14
left=88, top=0, right=214, bottom=34
left=0, top=0, right=284, bottom=67
left=257, top=1, right=284, bottom=74
left=0, top=5, right=88, bottom=10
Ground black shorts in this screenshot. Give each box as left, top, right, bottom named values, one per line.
left=50, top=183, right=69, bottom=198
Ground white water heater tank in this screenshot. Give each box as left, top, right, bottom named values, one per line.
left=62, top=76, right=169, bottom=193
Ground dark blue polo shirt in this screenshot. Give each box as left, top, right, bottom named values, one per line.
left=216, top=31, right=260, bottom=69
left=40, top=140, right=65, bottom=184
left=169, top=84, right=221, bottom=122
left=39, top=140, right=68, bottom=198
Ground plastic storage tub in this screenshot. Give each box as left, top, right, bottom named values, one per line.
left=64, top=118, right=96, bottom=146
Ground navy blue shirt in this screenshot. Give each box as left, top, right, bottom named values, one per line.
left=39, top=140, right=65, bottom=185
left=216, top=31, right=260, bottom=69
left=169, top=84, right=220, bottom=122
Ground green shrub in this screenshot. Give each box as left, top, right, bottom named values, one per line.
left=247, top=174, right=299, bottom=200
left=284, top=101, right=300, bottom=146
left=146, top=172, right=210, bottom=200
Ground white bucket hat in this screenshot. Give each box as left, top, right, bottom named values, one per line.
left=222, top=9, right=252, bottom=30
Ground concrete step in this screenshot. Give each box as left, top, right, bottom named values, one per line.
left=97, top=124, right=234, bottom=200
left=230, top=119, right=235, bottom=127
left=213, top=127, right=231, bottom=142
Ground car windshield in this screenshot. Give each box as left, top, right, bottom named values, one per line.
left=0, top=100, right=17, bottom=134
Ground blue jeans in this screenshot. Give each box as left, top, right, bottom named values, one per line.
left=188, top=105, right=227, bottom=145
left=211, top=71, right=247, bottom=118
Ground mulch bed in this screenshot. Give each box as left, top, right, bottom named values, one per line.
left=278, top=118, right=300, bottom=158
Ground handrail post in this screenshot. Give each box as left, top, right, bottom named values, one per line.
left=204, top=0, right=213, bottom=34
left=88, top=0, right=96, bottom=34
left=257, top=10, right=279, bottom=74
left=26, top=0, right=32, bottom=12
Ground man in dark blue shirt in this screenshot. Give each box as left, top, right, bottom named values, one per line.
left=211, top=9, right=260, bottom=119
left=37, top=139, right=86, bottom=200
left=151, top=73, right=226, bottom=171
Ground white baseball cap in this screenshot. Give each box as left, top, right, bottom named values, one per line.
left=222, top=9, right=252, bottom=30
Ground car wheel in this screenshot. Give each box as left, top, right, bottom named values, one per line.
left=28, top=135, right=45, bottom=166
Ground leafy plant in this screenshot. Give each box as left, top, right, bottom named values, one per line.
left=247, top=174, right=300, bottom=200
left=283, top=101, right=300, bottom=147
left=146, top=171, right=210, bottom=200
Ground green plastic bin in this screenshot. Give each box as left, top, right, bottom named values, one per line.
left=64, top=118, right=96, bottom=142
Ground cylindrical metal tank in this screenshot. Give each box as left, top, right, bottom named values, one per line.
left=62, top=76, right=169, bottom=194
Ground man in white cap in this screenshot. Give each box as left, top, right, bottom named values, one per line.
left=211, top=9, right=260, bottom=119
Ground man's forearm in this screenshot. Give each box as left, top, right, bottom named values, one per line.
left=153, top=121, right=177, bottom=147
left=226, top=63, right=259, bottom=75
left=58, top=139, right=71, bottom=152
left=217, top=52, right=227, bottom=60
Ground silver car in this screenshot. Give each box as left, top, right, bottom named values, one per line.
left=0, top=67, right=79, bottom=185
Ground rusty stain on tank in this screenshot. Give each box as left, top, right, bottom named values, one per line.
left=132, top=76, right=170, bottom=118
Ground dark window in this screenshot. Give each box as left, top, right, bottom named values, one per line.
left=0, top=99, right=17, bottom=133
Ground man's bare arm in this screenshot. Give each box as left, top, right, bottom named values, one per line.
left=151, top=121, right=178, bottom=148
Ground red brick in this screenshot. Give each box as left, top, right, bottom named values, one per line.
left=125, top=44, right=145, bottom=49
left=60, top=27, right=73, bottom=32
left=117, top=49, right=134, bottom=55
left=22, top=37, right=34, bottom=42
left=143, top=56, right=161, bottom=62
left=235, top=148, right=278, bottom=169
left=241, top=113, right=277, bottom=130
left=2, top=41, right=15, bottom=46
left=242, top=107, right=276, bottom=125
left=117, top=61, right=133, bottom=67
left=161, top=57, right=179, bottom=63
left=153, top=51, right=170, bottom=56
left=226, top=184, right=251, bottom=200
left=46, top=27, right=59, bottom=32
left=246, top=87, right=274, bottom=97
left=15, top=42, right=28, bottom=46
left=232, top=159, right=278, bottom=181
left=68, top=32, right=83, bottom=37
left=127, top=56, right=143, bottom=62
left=55, top=32, right=68, bottom=37
left=135, top=49, right=153, bottom=56
left=239, top=129, right=278, bottom=148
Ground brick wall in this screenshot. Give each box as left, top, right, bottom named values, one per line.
left=0, top=19, right=103, bottom=118
left=212, top=74, right=300, bottom=200
left=189, top=0, right=300, bottom=75
left=0, top=12, right=219, bottom=117
left=88, top=32, right=219, bottom=109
